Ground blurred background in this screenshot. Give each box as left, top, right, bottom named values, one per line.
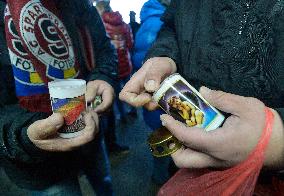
left=94, top=0, right=147, bottom=23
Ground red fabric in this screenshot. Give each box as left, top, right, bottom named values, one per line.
left=4, top=5, right=51, bottom=113
left=102, top=11, right=133, bottom=79
left=19, top=94, right=52, bottom=113
left=6, top=0, right=79, bottom=84
left=5, top=0, right=84, bottom=113
left=158, top=108, right=280, bottom=196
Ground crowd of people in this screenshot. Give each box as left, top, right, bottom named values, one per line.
left=0, top=0, right=283, bottom=195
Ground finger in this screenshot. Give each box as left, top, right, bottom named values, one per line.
left=144, top=58, right=176, bottom=92
left=88, top=110, right=99, bottom=133
left=199, top=86, right=252, bottom=117
left=171, top=147, right=222, bottom=168
left=119, top=70, right=147, bottom=104
left=120, top=91, right=152, bottom=107
left=27, top=113, right=64, bottom=140
left=94, top=85, right=114, bottom=113
left=86, top=81, right=98, bottom=103
left=40, top=113, right=98, bottom=152
left=161, top=114, right=224, bottom=152
left=144, top=101, right=159, bottom=111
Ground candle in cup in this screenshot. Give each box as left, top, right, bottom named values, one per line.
left=48, top=79, right=86, bottom=138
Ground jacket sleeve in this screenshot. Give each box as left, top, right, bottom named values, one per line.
left=145, top=0, right=180, bottom=66
left=83, top=6, right=118, bottom=88
left=0, top=2, right=54, bottom=164
left=0, top=105, right=54, bottom=164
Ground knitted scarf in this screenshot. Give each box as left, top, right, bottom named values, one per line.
left=4, top=0, right=94, bottom=113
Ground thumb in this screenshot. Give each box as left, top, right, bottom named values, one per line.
left=144, top=58, right=176, bottom=92
left=27, top=113, right=64, bottom=140
left=86, top=81, right=98, bottom=103
left=199, top=86, right=247, bottom=116
left=144, top=69, right=163, bottom=93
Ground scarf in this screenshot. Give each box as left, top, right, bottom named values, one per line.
left=5, top=0, right=95, bottom=113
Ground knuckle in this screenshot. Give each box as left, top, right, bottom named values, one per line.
left=214, top=90, right=227, bottom=101
left=247, top=97, right=263, bottom=106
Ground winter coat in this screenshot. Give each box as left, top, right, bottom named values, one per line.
left=102, top=11, right=133, bottom=79
left=146, top=0, right=284, bottom=180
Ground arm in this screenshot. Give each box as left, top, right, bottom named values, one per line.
left=83, top=6, right=118, bottom=88
left=0, top=104, right=51, bottom=164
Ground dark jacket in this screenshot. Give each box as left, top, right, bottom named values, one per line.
left=0, top=0, right=117, bottom=189
left=147, top=0, right=284, bottom=115
left=146, top=0, right=284, bottom=176
left=102, top=11, right=133, bottom=79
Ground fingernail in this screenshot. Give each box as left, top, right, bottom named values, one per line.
left=160, top=114, right=167, bottom=126
left=146, top=80, right=157, bottom=91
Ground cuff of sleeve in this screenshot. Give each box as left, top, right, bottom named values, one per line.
left=145, top=51, right=178, bottom=65
left=274, top=108, right=284, bottom=179
left=20, top=127, right=51, bottom=161
left=88, top=70, right=117, bottom=88
left=275, top=108, right=284, bottom=122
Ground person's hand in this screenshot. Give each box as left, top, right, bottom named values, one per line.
left=119, top=57, right=177, bottom=110
left=86, top=80, right=115, bottom=113
left=27, top=110, right=99, bottom=152
left=161, top=87, right=284, bottom=170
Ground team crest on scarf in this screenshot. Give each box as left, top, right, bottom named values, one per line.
left=5, top=5, right=47, bottom=96
left=19, top=0, right=78, bottom=80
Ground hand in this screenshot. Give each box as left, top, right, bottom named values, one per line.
left=27, top=110, right=99, bottom=152
left=86, top=80, right=115, bottom=113
left=161, top=87, right=284, bottom=169
left=119, top=57, right=177, bottom=110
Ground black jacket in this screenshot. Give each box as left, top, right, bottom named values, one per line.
left=147, top=0, right=284, bottom=176
left=0, top=0, right=117, bottom=189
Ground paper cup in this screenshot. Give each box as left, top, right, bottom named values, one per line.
left=48, top=79, right=87, bottom=138
left=153, top=74, right=224, bottom=131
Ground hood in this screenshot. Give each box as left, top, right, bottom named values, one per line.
left=140, top=0, right=165, bottom=23
left=102, top=11, right=124, bottom=26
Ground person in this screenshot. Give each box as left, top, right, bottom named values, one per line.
left=0, top=0, right=117, bottom=195
left=120, top=0, right=284, bottom=192
left=129, top=11, right=140, bottom=40
left=132, top=0, right=173, bottom=185
left=95, top=0, right=132, bottom=154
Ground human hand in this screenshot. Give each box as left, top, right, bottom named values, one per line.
left=27, top=110, right=99, bottom=152
left=86, top=80, right=115, bottom=113
left=119, top=57, right=176, bottom=110
left=161, top=87, right=284, bottom=169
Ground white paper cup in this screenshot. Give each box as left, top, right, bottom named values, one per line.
left=48, top=79, right=87, bottom=138
left=153, top=74, right=224, bottom=131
